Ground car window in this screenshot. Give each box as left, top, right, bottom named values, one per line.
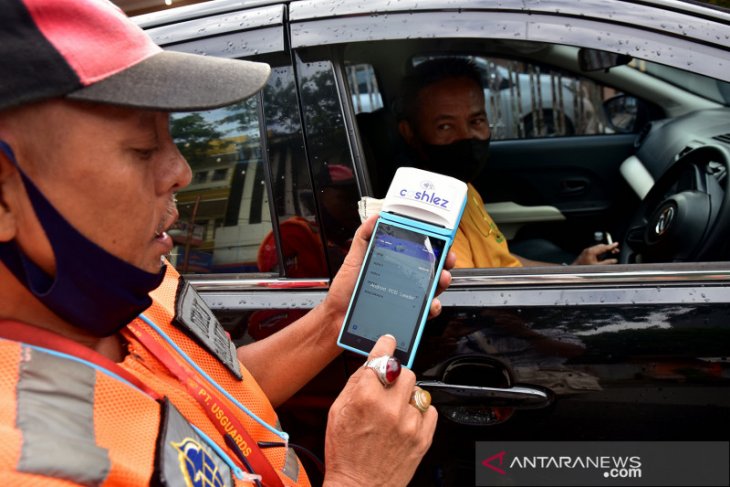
left=413, top=55, right=626, bottom=140
left=634, top=61, right=730, bottom=105
left=346, top=63, right=384, bottom=114
left=169, top=98, right=273, bottom=274
left=341, top=34, right=730, bottom=269
left=260, top=64, right=331, bottom=278
left=296, top=56, right=363, bottom=275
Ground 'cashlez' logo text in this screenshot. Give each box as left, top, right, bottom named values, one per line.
left=399, top=180, right=450, bottom=209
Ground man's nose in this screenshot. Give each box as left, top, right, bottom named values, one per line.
left=171, top=148, right=193, bottom=192
left=455, top=122, right=476, bottom=140
left=158, top=139, right=192, bottom=194
left=461, top=122, right=490, bottom=141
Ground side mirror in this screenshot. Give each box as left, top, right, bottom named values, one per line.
left=578, top=48, right=632, bottom=72
left=603, top=94, right=640, bottom=133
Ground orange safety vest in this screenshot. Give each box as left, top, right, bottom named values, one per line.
left=0, top=265, right=310, bottom=487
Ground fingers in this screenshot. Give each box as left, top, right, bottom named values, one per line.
left=419, top=404, right=438, bottom=445
left=444, top=249, right=456, bottom=270
left=575, top=242, right=620, bottom=265
left=361, top=336, right=416, bottom=397
left=436, top=254, right=454, bottom=294
left=342, top=335, right=401, bottom=393
left=324, top=215, right=379, bottom=318
left=325, top=348, right=436, bottom=485
left=593, top=242, right=619, bottom=254
left=429, top=250, right=455, bottom=318
left=595, top=242, right=620, bottom=264
left=352, top=214, right=378, bottom=249
left=367, top=334, right=397, bottom=360
left=427, top=298, right=443, bottom=319
left=340, top=215, right=379, bottom=271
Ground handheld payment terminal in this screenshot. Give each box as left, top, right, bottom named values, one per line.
left=337, top=167, right=467, bottom=367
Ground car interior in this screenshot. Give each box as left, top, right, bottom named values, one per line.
left=338, top=38, right=730, bottom=266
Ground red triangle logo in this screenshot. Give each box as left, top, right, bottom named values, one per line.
left=482, top=451, right=507, bottom=475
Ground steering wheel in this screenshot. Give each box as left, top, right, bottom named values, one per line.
left=620, top=146, right=730, bottom=264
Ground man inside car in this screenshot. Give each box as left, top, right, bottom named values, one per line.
left=0, top=0, right=453, bottom=485
left=396, top=57, right=620, bottom=268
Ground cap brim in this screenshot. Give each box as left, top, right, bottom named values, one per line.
left=67, top=51, right=270, bottom=111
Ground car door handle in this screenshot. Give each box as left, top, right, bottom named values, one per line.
left=560, top=178, right=589, bottom=195
left=417, top=380, right=553, bottom=410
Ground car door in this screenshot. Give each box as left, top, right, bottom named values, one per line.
left=289, top=0, right=730, bottom=484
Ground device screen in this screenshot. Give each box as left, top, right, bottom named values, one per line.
left=340, top=221, right=446, bottom=361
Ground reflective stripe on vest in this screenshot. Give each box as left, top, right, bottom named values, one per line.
left=16, top=346, right=111, bottom=485
left=283, top=444, right=300, bottom=482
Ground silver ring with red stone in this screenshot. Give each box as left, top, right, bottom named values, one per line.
left=364, top=355, right=401, bottom=387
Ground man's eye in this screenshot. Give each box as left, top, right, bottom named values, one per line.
left=134, top=148, right=157, bottom=160
left=472, top=118, right=487, bottom=126
left=437, top=124, right=452, bottom=131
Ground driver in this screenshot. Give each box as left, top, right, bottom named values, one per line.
left=395, top=57, right=620, bottom=268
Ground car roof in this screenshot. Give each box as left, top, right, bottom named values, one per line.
left=135, top=0, right=730, bottom=28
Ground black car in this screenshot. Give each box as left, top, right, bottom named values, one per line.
left=136, top=1, right=730, bottom=484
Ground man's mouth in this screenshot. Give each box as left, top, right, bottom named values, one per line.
left=154, top=221, right=173, bottom=241
left=154, top=204, right=179, bottom=243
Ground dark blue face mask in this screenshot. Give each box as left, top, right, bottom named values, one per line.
left=0, top=140, right=165, bottom=337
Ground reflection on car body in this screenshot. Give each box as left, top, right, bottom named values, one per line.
left=136, top=0, right=730, bottom=484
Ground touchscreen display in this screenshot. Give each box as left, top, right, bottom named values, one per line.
left=343, top=222, right=446, bottom=353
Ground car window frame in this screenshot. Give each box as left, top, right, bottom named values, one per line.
left=289, top=0, right=730, bottom=82
left=137, top=0, right=730, bottom=313
left=289, top=6, right=730, bottom=298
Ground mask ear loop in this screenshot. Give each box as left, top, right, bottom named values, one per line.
left=0, top=140, right=38, bottom=288
left=0, top=141, right=15, bottom=236
left=0, top=140, right=16, bottom=165
left=0, top=140, right=9, bottom=153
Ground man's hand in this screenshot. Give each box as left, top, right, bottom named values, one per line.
left=323, top=214, right=455, bottom=325
left=237, top=215, right=454, bottom=406
left=572, top=242, right=620, bottom=265
left=323, top=335, right=437, bottom=486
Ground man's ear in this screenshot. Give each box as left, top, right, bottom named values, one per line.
left=0, top=151, right=18, bottom=242
left=398, top=120, right=416, bottom=146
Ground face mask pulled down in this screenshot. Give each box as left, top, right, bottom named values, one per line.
left=0, top=141, right=165, bottom=337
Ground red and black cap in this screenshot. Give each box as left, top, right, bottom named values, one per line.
left=0, top=0, right=271, bottom=112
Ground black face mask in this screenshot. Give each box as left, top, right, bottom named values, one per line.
left=419, top=138, right=490, bottom=182
left=0, top=141, right=165, bottom=337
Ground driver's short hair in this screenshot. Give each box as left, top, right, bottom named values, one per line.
left=396, top=57, right=484, bottom=123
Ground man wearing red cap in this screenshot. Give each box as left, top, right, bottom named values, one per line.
left=0, top=0, right=452, bottom=485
